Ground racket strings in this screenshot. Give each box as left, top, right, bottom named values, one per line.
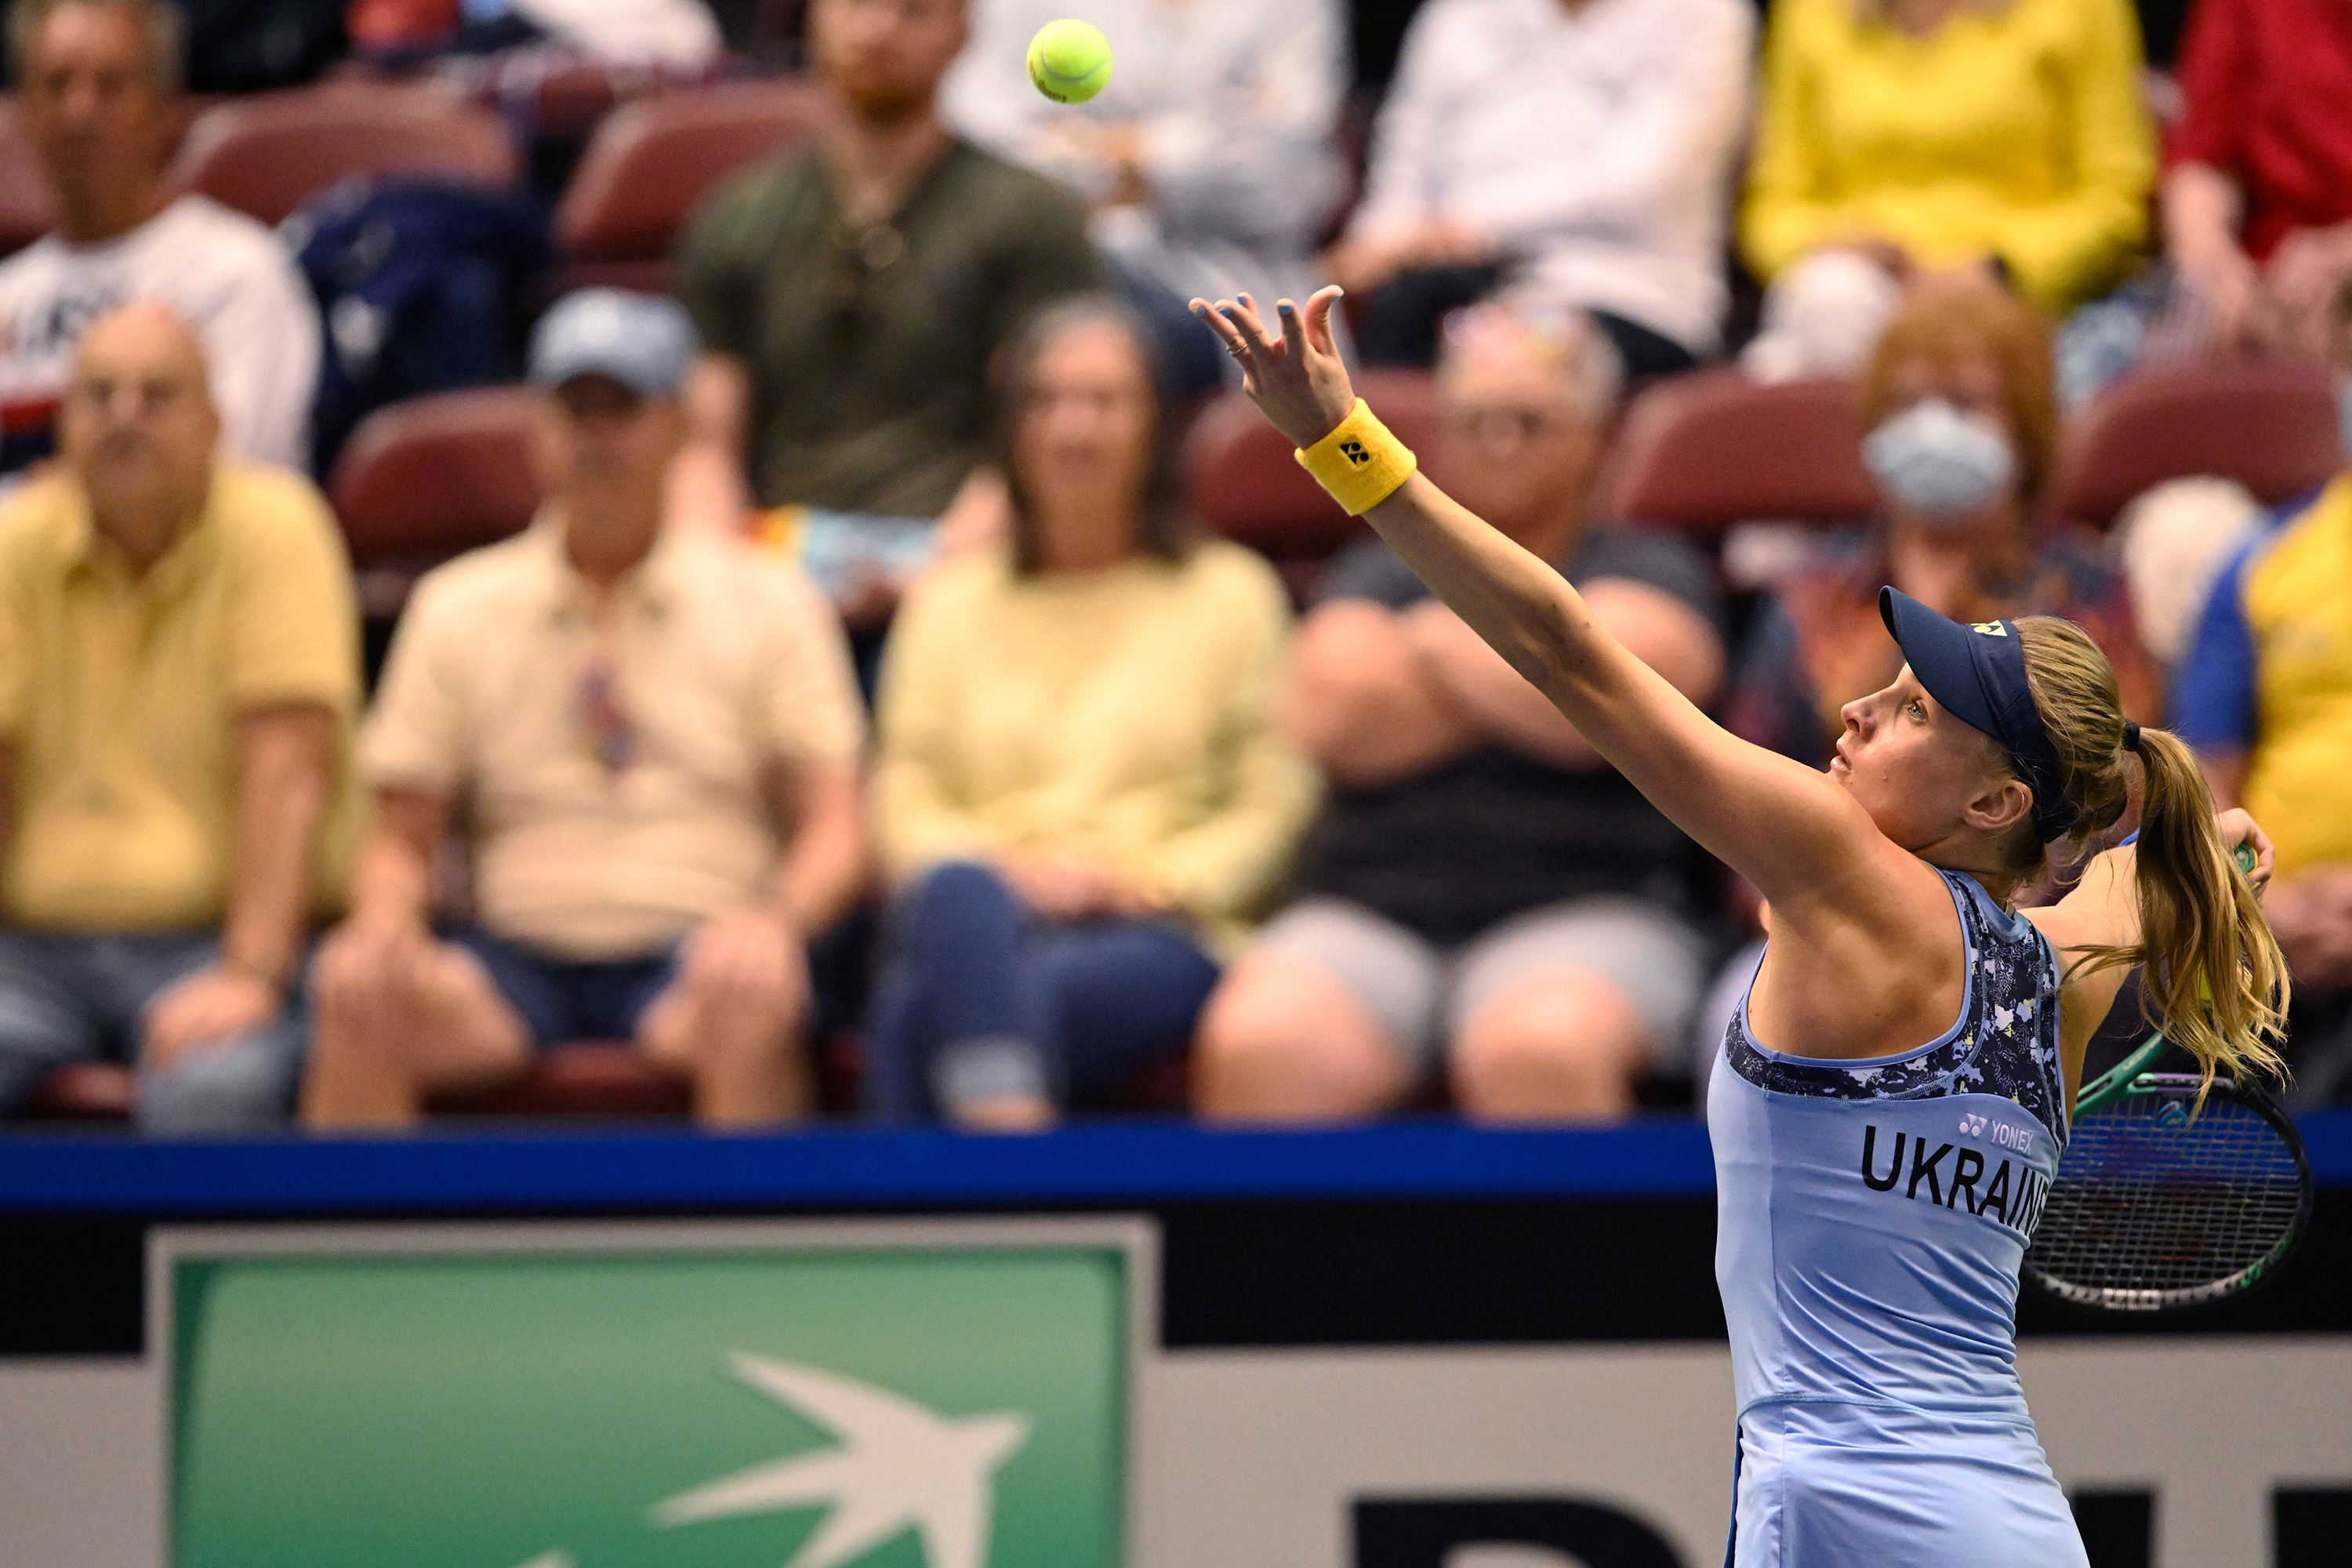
left=2027, top=1087, right=2305, bottom=1307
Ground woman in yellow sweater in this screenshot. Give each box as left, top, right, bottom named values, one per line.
left=1740, top=0, right=2156, bottom=380
left=866, top=298, right=1319, bottom=1130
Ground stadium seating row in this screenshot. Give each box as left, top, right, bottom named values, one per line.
left=0, top=75, right=831, bottom=292
left=6, top=74, right=2341, bottom=578
left=321, top=354, right=2345, bottom=619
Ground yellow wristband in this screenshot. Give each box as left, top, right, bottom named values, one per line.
left=1294, top=398, right=1417, bottom=516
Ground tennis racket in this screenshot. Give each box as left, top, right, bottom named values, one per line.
left=2023, top=845, right=2313, bottom=1312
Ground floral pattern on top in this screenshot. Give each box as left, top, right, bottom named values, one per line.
left=1724, top=867, right=2069, bottom=1148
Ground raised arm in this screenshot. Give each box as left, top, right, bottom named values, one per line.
left=1191, top=289, right=1910, bottom=918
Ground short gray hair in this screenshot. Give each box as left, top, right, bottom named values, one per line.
left=8, top=0, right=184, bottom=93
left=1437, top=299, right=1625, bottom=424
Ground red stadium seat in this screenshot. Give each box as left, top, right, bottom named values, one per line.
left=167, top=82, right=519, bottom=227
left=328, top=383, right=544, bottom=616
left=2050, top=358, right=2346, bottom=530
left=1599, top=368, right=1878, bottom=535
left=24, top=1062, right=135, bottom=1122
left=0, top=98, right=58, bottom=260
left=16, top=1049, right=696, bottom=1123
left=554, top=78, right=831, bottom=294
left=426, top=1043, right=694, bottom=1117
left=1184, top=368, right=1443, bottom=587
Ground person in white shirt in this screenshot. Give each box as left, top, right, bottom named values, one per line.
left=0, top=0, right=318, bottom=480
left=1327, top=0, right=1753, bottom=379
left=941, top=0, right=1346, bottom=323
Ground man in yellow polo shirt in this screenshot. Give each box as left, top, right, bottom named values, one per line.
left=2176, top=280, right=2352, bottom=1105
left=302, top=291, right=866, bottom=1128
left=0, top=302, right=361, bottom=1132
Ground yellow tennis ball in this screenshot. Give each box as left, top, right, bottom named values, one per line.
left=1027, top=19, right=1112, bottom=104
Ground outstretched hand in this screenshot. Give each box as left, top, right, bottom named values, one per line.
left=1189, top=287, right=1358, bottom=450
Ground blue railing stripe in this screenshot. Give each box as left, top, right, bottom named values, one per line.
left=2, top=1109, right=2347, bottom=1214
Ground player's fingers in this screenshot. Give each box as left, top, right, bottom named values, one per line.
left=1189, top=300, right=1261, bottom=393
left=2245, top=821, right=2276, bottom=887
left=1221, top=296, right=1278, bottom=360
left=1300, top=284, right=1345, bottom=357
left=1188, top=297, right=1242, bottom=351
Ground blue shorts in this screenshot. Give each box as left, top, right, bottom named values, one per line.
left=1731, top=1400, right=2088, bottom=1567
left=446, top=927, right=679, bottom=1048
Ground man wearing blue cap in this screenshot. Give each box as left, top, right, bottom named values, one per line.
left=303, top=290, right=869, bottom=1129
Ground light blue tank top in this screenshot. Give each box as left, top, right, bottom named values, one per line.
left=1709, top=867, right=2068, bottom=1421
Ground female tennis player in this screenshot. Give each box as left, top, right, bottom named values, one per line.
left=1192, top=286, right=2289, bottom=1565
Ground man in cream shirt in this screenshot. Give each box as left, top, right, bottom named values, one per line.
left=303, top=292, right=867, bottom=1128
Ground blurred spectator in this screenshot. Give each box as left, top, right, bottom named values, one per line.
left=1739, top=0, right=2154, bottom=383
left=2112, top=475, right=2260, bottom=670
left=1327, top=0, right=1751, bottom=379
left=2172, top=278, right=2352, bottom=1104
left=302, top=292, right=866, bottom=1128
left=674, top=0, right=1104, bottom=629
left=1196, top=304, right=1726, bottom=1123
left=0, top=0, right=319, bottom=479
left=2160, top=0, right=2352, bottom=361
left=1728, top=282, right=2160, bottom=775
left=0, top=303, right=360, bottom=1131
left=866, top=299, right=1313, bottom=1129
left=942, top=0, right=1345, bottom=390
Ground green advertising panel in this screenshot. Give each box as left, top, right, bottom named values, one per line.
left=162, top=1221, right=1142, bottom=1568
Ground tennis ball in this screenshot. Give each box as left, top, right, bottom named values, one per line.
left=1027, top=19, right=1112, bottom=104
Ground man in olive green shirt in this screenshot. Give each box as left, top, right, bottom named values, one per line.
left=0, top=303, right=362, bottom=1132
left=674, top=0, right=1103, bottom=620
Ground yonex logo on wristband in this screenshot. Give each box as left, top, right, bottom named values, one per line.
left=1338, top=438, right=1371, bottom=466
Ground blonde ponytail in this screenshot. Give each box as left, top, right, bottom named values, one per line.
left=2013, top=619, right=2288, bottom=1093
left=2122, top=725, right=2288, bottom=1088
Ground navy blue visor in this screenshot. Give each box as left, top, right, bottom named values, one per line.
left=1878, top=586, right=2078, bottom=843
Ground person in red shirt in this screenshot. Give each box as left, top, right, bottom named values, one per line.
left=2164, top=0, right=2352, bottom=357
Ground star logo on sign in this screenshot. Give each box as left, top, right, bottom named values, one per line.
left=648, top=1353, right=1030, bottom=1568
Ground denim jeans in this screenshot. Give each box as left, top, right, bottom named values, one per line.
left=0, top=930, right=307, bottom=1134
left=863, top=861, right=1221, bottom=1121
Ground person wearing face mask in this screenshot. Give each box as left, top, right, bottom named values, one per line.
left=1726, top=281, right=2161, bottom=777
left=2172, top=277, right=2352, bottom=1105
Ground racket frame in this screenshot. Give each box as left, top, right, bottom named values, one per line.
left=2027, top=1067, right=2314, bottom=1310
left=2024, top=843, right=2312, bottom=1312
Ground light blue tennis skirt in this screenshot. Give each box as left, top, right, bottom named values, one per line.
left=1730, top=1399, right=2090, bottom=1567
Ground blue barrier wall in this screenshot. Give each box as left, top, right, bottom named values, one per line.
left=4, top=1109, right=2349, bottom=1212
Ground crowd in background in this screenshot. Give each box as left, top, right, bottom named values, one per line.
left=1, top=0, right=2349, bottom=1135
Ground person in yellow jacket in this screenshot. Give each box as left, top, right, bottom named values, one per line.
left=866, top=297, right=1318, bottom=1130
left=1740, top=0, right=2156, bottom=381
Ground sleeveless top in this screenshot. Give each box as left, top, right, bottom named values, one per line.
left=1708, top=867, right=2068, bottom=1422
